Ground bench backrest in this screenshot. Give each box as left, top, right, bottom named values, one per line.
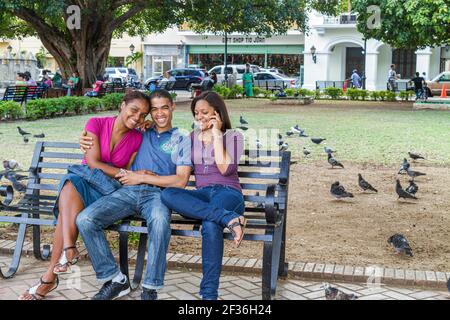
left=2, top=86, right=28, bottom=102
left=23, top=142, right=290, bottom=226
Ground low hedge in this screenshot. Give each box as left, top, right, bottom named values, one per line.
left=0, top=101, right=23, bottom=120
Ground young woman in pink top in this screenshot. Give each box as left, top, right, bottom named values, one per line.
left=19, top=91, right=150, bottom=300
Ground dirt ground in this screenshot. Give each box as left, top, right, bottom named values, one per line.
left=167, top=161, right=450, bottom=272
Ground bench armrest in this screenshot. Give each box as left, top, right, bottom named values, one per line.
left=264, top=184, right=279, bottom=224
left=0, top=185, right=14, bottom=207
left=278, top=151, right=291, bottom=185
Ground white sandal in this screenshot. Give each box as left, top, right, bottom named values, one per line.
left=53, top=246, right=80, bottom=275
left=19, top=276, right=59, bottom=300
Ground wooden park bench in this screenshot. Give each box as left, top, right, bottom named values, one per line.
left=0, top=141, right=291, bottom=300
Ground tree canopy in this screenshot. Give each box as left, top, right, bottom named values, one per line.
left=352, top=0, right=450, bottom=49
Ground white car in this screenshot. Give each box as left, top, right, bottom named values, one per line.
left=104, top=67, right=139, bottom=83
left=208, top=64, right=261, bottom=84
left=248, top=72, right=298, bottom=91
left=259, top=67, right=286, bottom=76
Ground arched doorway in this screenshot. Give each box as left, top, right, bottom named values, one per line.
left=325, top=38, right=364, bottom=82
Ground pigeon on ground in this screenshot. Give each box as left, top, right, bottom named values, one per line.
left=405, top=180, right=418, bottom=195
left=286, top=131, right=294, bottom=137
left=17, top=126, right=31, bottom=136
left=408, top=152, right=425, bottom=161
left=324, top=146, right=335, bottom=154
left=239, top=115, right=248, bottom=125
left=255, top=139, right=263, bottom=149
left=236, top=126, right=248, bottom=131
left=23, top=136, right=29, bottom=143
left=395, top=179, right=417, bottom=200
left=387, top=234, right=413, bottom=257
left=358, top=174, right=378, bottom=193
left=3, top=159, right=21, bottom=170
left=323, top=283, right=358, bottom=300
left=398, top=158, right=410, bottom=174
left=33, top=133, right=45, bottom=138
left=298, top=129, right=308, bottom=137
left=328, top=153, right=344, bottom=169
left=406, top=169, right=426, bottom=180
left=311, top=138, right=326, bottom=144
left=303, top=147, right=311, bottom=157
left=330, top=181, right=353, bottom=199
left=290, top=125, right=301, bottom=134
left=279, top=142, right=289, bottom=152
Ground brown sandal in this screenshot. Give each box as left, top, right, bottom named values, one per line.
left=18, top=276, right=59, bottom=300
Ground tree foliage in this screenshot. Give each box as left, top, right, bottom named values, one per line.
left=352, top=0, right=450, bottom=49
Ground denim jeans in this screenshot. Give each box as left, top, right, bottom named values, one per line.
left=161, top=185, right=245, bottom=300
left=76, top=185, right=171, bottom=290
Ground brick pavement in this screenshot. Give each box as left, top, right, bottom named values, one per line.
left=1, top=254, right=449, bottom=301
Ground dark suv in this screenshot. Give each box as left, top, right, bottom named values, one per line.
left=144, top=68, right=205, bottom=91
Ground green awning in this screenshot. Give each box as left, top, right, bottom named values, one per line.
left=188, top=45, right=304, bottom=55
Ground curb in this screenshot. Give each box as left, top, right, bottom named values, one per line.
left=1, top=240, right=449, bottom=291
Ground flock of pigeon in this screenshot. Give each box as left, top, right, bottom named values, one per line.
left=0, top=159, right=27, bottom=193
left=16, top=126, right=45, bottom=143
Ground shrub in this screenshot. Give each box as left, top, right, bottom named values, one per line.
left=84, top=97, right=101, bottom=113
left=324, top=87, right=344, bottom=100
left=0, top=101, right=23, bottom=120
left=314, top=89, right=322, bottom=99
left=386, top=91, right=397, bottom=102
left=297, top=89, right=314, bottom=97
left=230, top=84, right=244, bottom=99
left=284, top=88, right=296, bottom=97
left=378, top=90, right=387, bottom=101
left=399, top=90, right=414, bottom=101
left=253, top=87, right=263, bottom=97
left=370, top=91, right=380, bottom=101
left=101, top=93, right=124, bottom=111
left=346, top=88, right=360, bottom=100
left=170, top=92, right=177, bottom=101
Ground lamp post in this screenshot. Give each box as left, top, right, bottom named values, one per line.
left=129, top=44, right=135, bottom=54
left=362, top=38, right=367, bottom=89
left=310, top=45, right=317, bottom=64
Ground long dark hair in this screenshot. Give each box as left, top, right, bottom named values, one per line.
left=191, top=91, right=232, bottom=132
left=121, top=90, right=151, bottom=111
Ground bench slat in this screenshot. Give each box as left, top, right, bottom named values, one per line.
left=40, top=152, right=84, bottom=160
left=43, top=142, right=80, bottom=149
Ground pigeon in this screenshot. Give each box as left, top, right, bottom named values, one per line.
left=4, top=170, right=28, bottom=182
left=303, top=147, right=311, bottom=157
left=17, top=126, right=31, bottom=136
left=323, top=283, right=358, bottom=300
left=311, top=138, right=326, bottom=144
left=290, top=125, right=302, bottom=134
left=3, top=159, right=21, bottom=170
left=405, top=180, right=418, bottom=195
left=23, top=136, right=29, bottom=143
left=255, top=139, right=263, bottom=149
left=239, top=115, right=248, bottom=125
left=236, top=126, right=248, bottom=131
left=398, top=158, right=410, bottom=174
left=324, top=146, right=335, bottom=154
left=4, top=171, right=27, bottom=192
left=298, top=129, right=308, bottom=138
left=395, top=179, right=417, bottom=200
left=387, top=234, right=413, bottom=257
left=328, top=153, right=344, bottom=169
left=286, top=131, right=294, bottom=137
left=408, top=152, right=425, bottom=161
left=406, top=169, right=426, bottom=180
left=33, top=133, right=45, bottom=138
left=279, top=142, right=289, bottom=152
left=358, top=174, right=378, bottom=193
left=330, top=181, right=353, bottom=199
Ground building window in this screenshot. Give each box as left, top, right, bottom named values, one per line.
left=392, top=49, right=417, bottom=79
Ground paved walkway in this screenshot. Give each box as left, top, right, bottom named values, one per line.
left=1, top=255, right=449, bottom=300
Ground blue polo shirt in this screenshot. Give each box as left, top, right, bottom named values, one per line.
left=131, top=126, right=192, bottom=175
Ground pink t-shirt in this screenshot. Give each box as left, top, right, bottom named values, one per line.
left=82, top=116, right=142, bottom=169
left=93, top=80, right=104, bottom=92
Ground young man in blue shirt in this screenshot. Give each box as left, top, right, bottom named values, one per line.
left=76, top=90, right=192, bottom=300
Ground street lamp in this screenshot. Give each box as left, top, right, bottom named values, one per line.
left=310, top=46, right=317, bottom=64
left=129, top=44, right=135, bottom=54
left=7, top=45, right=12, bottom=53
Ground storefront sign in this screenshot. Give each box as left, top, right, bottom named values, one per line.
left=222, top=36, right=266, bottom=44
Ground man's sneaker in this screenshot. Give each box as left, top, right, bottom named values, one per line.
left=92, top=280, right=130, bottom=300
left=141, top=288, right=158, bottom=300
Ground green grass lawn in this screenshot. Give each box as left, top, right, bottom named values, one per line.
left=1, top=99, right=450, bottom=168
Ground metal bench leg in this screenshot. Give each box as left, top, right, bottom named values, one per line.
left=119, top=221, right=130, bottom=280
left=32, top=224, right=51, bottom=261
left=0, top=221, right=27, bottom=279
left=130, top=232, right=147, bottom=290
left=262, top=225, right=284, bottom=300
left=278, top=216, right=289, bottom=278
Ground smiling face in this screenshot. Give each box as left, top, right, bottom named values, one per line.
left=150, top=96, right=175, bottom=131
left=119, top=98, right=150, bottom=130
left=193, top=99, right=216, bottom=131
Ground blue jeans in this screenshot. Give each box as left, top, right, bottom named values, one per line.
left=161, top=185, right=245, bottom=300
left=76, top=185, right=171, bottom=290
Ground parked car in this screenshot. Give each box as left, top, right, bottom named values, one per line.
left=208, top=64, right=261, bottom=84
left=238, top=72, right=298, bottom=91
left=104, top=67, right=139, bottom=83
left=259, top=67, right=286, bottom=76
left=144, top=68, right=205, bottom=91
left=426, top=71, right=450, bottom=96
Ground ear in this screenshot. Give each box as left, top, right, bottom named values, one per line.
left=171, top=102, right=176, bottom=111
left=119, top=101, right=126, bottom=112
